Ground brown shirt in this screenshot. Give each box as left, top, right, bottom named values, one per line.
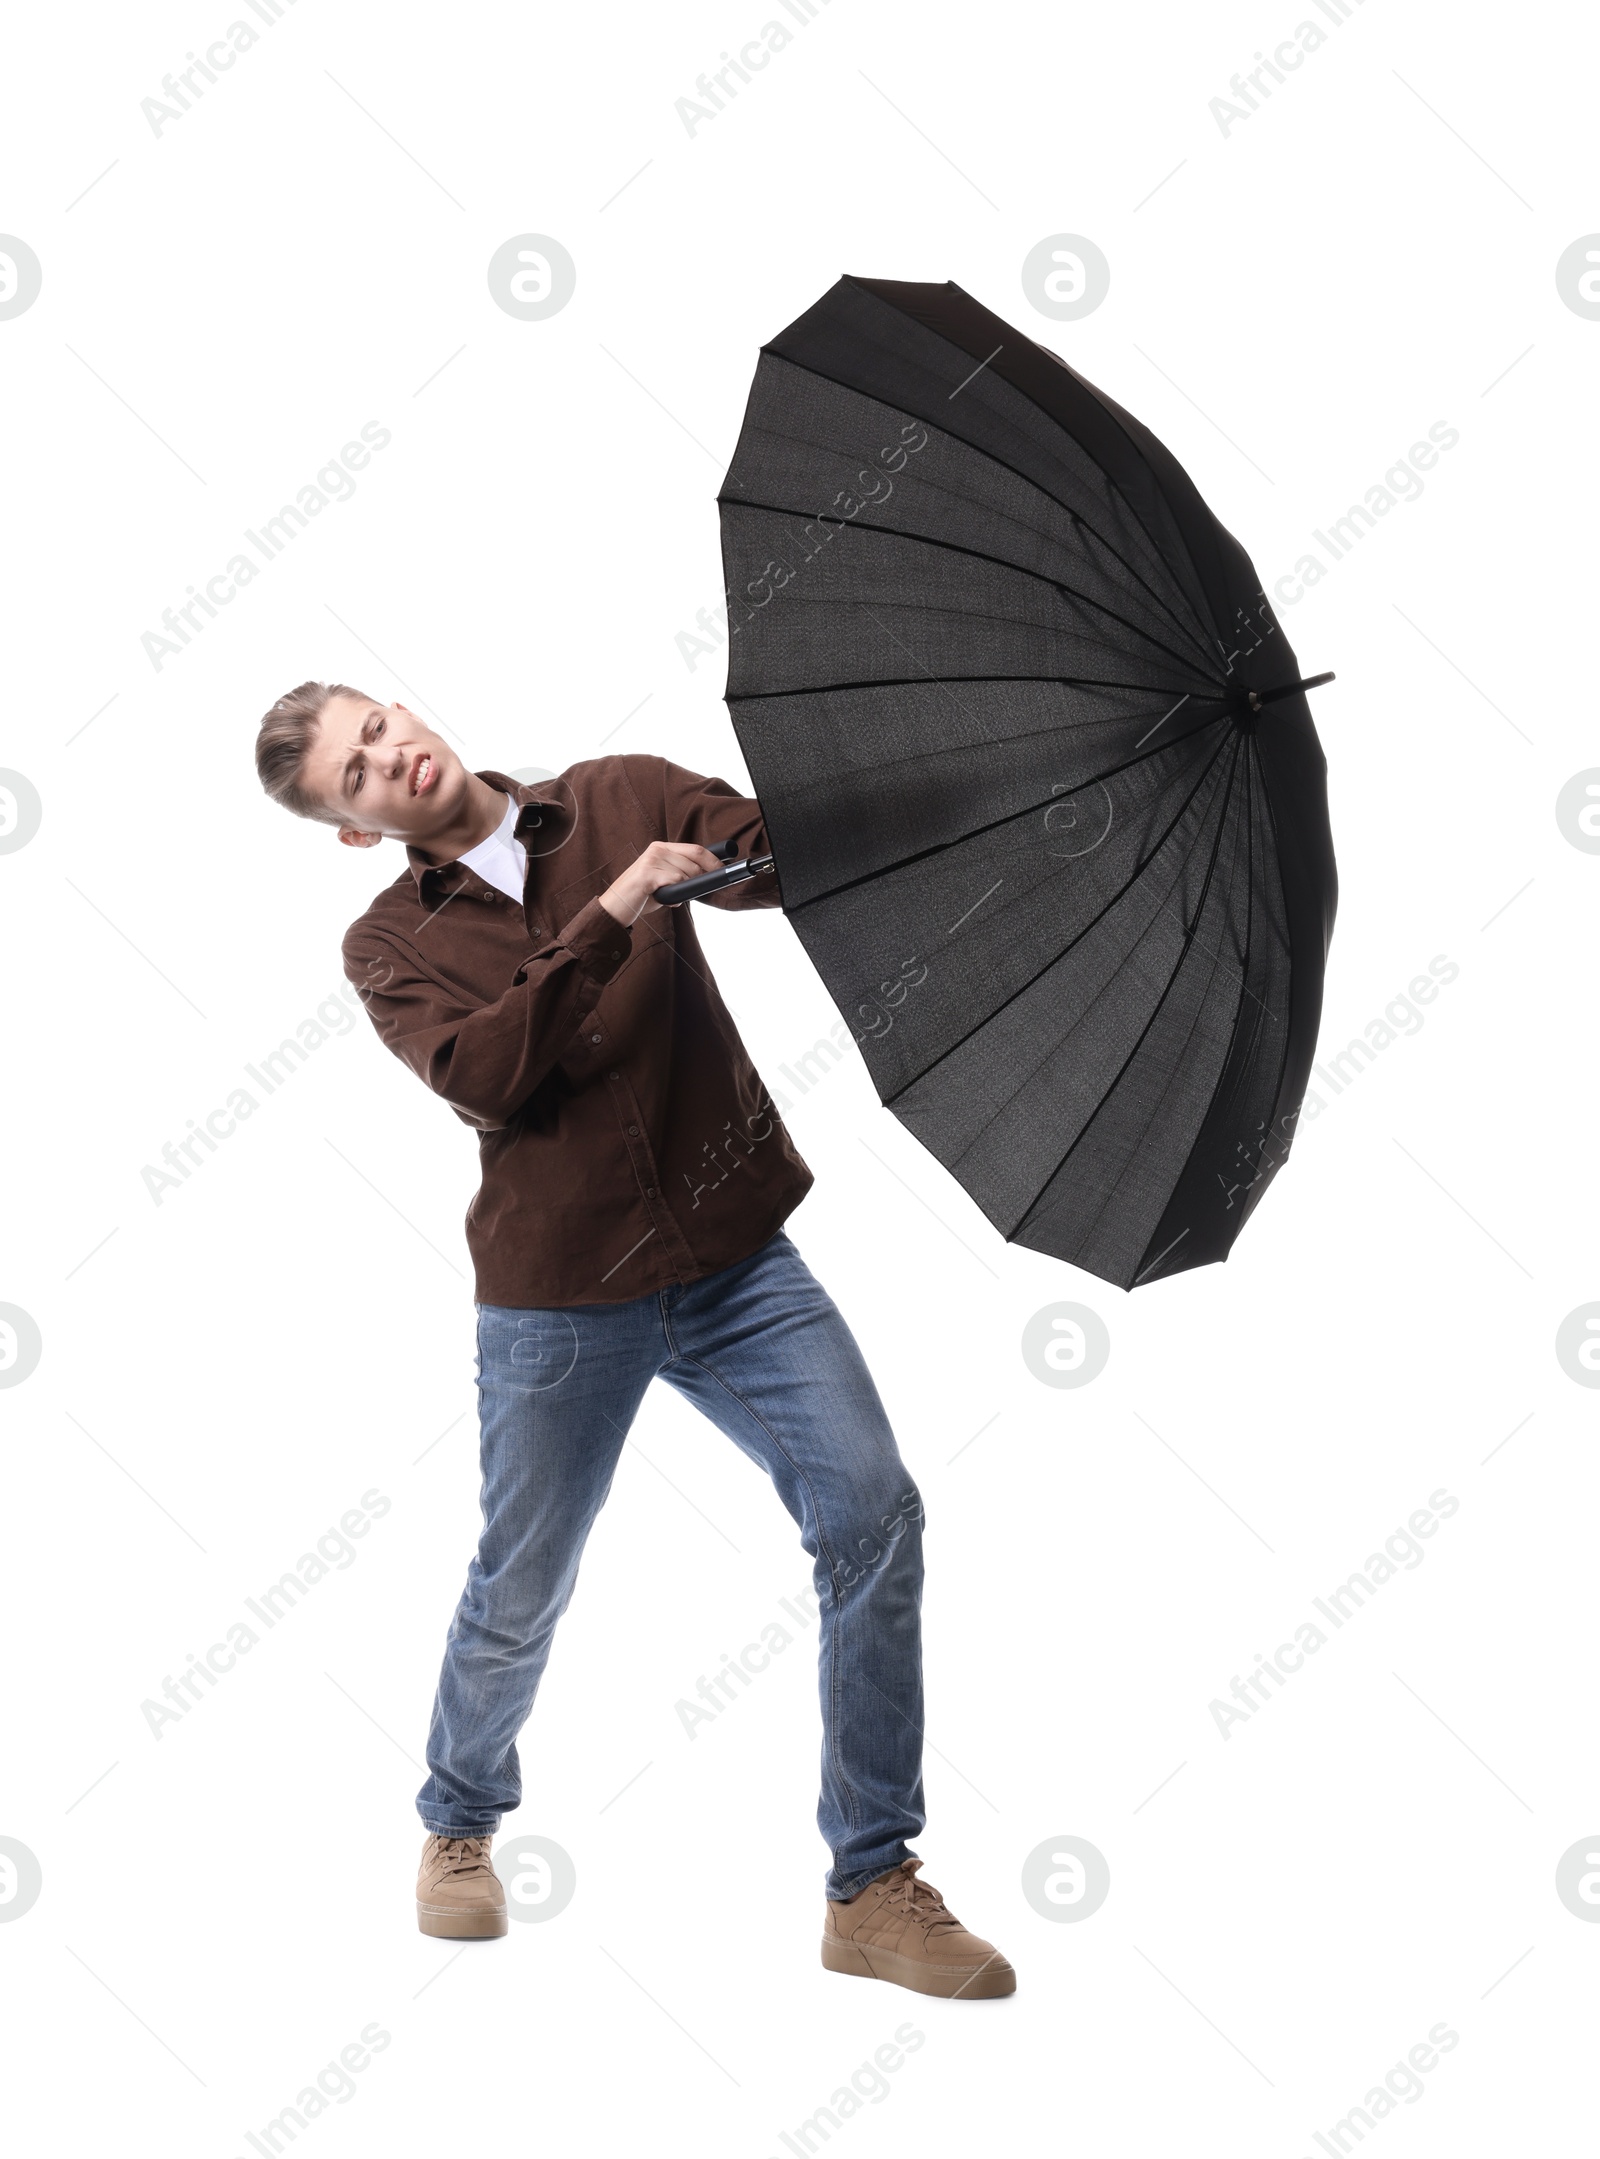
left=341, top=757, right=814, bottom=1306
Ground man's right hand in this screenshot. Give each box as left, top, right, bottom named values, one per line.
left=599, top=840, right=724, bottom=927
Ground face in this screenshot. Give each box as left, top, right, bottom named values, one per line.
left=302, top=696, right=468, bottom=850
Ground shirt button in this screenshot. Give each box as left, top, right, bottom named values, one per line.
left=628, top=1124, right=639, bottom=1136
left=608, top=1070, right=619, bottom=1080
left=645, top=1187, right=657, bottom=1198
left=590, top=1032, right=602, bottom=1044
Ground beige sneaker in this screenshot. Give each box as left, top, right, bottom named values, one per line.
left=416, top=1834, right=508, bottom=1939
left=822, top=1858, right=1015, bottom=1999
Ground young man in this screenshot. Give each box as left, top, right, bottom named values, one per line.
left=253, top=680, right=1014, bottom=2000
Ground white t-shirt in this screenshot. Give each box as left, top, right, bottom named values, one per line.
left=455, top=789, right=527, bottom=902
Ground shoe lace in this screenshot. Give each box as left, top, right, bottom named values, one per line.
left=881, top=1859, right=961, bottom=1937
left=433, top=1835, right=494, bottom=1881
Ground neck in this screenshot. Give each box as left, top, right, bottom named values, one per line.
left=411, top=772, right=508, bottom=866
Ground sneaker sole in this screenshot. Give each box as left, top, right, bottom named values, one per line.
left=417, top=1900, right=509, bottom=1940
left=821, top=1933, right=1015, bottom=1998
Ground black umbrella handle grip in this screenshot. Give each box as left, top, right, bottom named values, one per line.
left=1251, top=670, right=1336, bottom=711
left=654, top=853, right=775, bottom=906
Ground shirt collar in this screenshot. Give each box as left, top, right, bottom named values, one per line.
left=462, top=786, right=522, bottom=859
left=404, top=769, right=568, bottom=894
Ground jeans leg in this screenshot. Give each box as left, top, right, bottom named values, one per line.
left=417, top=1295, right=660, bottom=1836
left=660, top=1233, right=925, bottom=1898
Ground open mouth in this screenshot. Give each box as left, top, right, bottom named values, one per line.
left=409, top=752, right=436, bottom=797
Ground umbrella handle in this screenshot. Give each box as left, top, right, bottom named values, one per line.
left=654, top=853, right=776, bottom=906
left=1244, top=670, right=1336, bottom=713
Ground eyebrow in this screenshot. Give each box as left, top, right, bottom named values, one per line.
left=342, top=707, right=385, bottom=793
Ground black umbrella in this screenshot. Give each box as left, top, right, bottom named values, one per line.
left=665, top=277, right=1337, bottom=1291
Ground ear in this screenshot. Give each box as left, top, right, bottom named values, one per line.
left=337, top=826, right=383, bottom=850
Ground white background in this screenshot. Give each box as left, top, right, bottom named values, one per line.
left=2, top=2, right=1596, bottom=2152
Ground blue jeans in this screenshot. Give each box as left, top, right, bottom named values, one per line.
left=417, top=1230, right=926, bottom=1898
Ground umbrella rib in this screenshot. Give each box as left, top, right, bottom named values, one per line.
left=1010, top=732, right=1248, bottom=1248
left=731, top=670, right=1225, bottom=708
left=1237, top=734, right=1299, bottom=1194
left=725, top=460, right=1217, bottom=680
left=783, top=713, right=1230, bottom=917
left=946, top=737, right=1245, bottom=1182
left=727, top=349, right=1221, bottom=665
left=839, top=597, right=1200, bottom=760
left=802, top=592, right=1226, bottom=703
left=753, top=349, right=1222, bottom=658
left=742, top=701, right=1219, bottom=823
left=934, top=332, right=1231, bottom=665
left=941, top=815, right=1233, bottom=1187
left=723, top=495, right=1226, bottom=685
left=876, top=727, right=1237, bottom=1105
left=1129, top=743, right=1269, bottom=1283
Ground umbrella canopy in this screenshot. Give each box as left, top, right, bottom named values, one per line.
left=715, top=277, right=1337, bottom=1290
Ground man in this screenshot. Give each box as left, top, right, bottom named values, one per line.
left=253, top=679, right=1014, bottom=2000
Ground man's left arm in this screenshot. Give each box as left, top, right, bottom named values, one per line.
left=651, top=757, right=781, bottom=911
